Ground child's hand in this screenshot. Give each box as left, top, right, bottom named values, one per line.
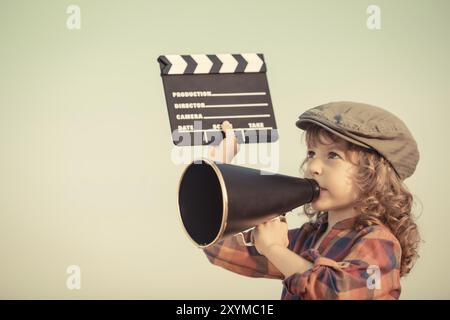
left=207, top=121, right=241, bottom=164
left=253, top=217, right=289, bottom=256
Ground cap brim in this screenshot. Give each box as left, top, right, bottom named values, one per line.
left=295, top=118, right=372, bottom=150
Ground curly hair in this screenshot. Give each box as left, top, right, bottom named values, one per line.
left=299, top=124, right=421, bottom=277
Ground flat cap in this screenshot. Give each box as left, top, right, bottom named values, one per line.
left=296, top=101, right=419, bottom=180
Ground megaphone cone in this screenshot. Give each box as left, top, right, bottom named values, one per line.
left=177, top=158, right=320, bottom=248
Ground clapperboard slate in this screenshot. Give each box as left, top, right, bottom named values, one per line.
left=157, top=53, right=278, bottom=146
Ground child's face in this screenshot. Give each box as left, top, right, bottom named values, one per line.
left=304, top=137, right=359, bottom=213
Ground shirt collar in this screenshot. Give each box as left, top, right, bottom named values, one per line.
left=332, top=216, right=358, bottom=230
left=316, top=212, right=358, bottom=230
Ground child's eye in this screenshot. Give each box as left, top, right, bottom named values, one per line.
left=328, top=152, right=341, bottom=159
left=306, top=150, right=315, bottom=159
left=306, top=150, right=342, bottom=160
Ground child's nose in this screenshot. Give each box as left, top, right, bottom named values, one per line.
left=306, top=158, right=323, bottom=176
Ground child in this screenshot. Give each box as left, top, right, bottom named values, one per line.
left=203, top=101, right=421, bottom=300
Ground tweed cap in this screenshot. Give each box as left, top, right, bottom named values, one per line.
left=296, top=101, right=419, bottom=180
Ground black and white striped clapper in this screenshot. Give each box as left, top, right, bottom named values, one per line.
left=157, top=53, right=278, bottom=146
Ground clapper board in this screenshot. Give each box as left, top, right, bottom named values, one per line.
left=157, top=53, right=279, bottom=146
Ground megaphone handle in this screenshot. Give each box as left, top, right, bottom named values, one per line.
left=239, top=229, right=255, bottom=247
left=239, top=213, right=290, bottom=246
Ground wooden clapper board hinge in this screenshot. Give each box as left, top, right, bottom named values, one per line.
left=157, top=53, right=279, bottom=146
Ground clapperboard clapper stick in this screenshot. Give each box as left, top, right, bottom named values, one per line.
left=157, top=53, right=279, bottom=146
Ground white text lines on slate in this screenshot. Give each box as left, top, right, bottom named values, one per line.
left=178, top=127, right=274, bottom=133
left=203, top=114, right=271, bottom=119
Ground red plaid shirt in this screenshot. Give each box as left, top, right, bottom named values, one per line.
left=203, top=213, right=402, bottom=300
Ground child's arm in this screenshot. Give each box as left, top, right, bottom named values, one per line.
left=202, top=231, right=288, bottom=280
left=202, top=121, right=305, bottom=280
left=252, top=216, right=314, bottom=279
left=260, top=245, right=314, bottom=279
left=203, top=120, right=286, bottom=278
left=278, top=226, right=402, bottom=300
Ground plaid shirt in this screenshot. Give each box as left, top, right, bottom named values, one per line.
left=203, top=213, right=402, bottom=300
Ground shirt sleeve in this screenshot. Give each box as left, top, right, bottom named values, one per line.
left=203, top=229, right=301, bottom=280
left=282, top=227, right=402, bottom=300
